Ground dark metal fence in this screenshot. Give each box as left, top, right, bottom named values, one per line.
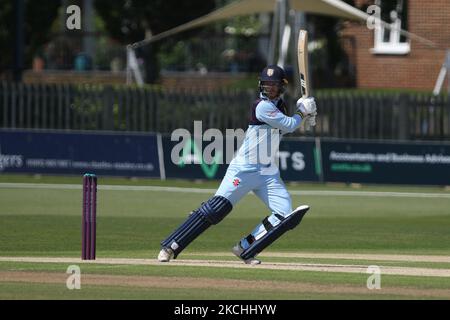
left=1, top=81, right=449, bottom=140
left=314, top=92, right=450, bottom=141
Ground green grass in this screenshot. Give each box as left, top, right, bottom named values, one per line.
left=0, top=174, right=449, bottom=299
left=1, top=282, right=421, bottom=300
left=1, top=186, right=448, bottom=255
left=0, top=261, right=449, bottom=299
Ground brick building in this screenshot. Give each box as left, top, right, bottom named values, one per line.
left=341, top=0, right=449, bottom=91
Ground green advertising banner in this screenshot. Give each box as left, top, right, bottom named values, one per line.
left=321, top=140, right=450, bottom=185
left=162, top=136, right=321, bottom=182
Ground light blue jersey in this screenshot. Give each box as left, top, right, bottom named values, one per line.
left=230, top=98, right=302, bottom=173
left=216, top=97, right=303, bottom=217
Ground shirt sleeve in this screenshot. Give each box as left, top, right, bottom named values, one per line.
left=255, top=100, right=302, bottom=133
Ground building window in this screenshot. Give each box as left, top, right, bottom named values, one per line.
left=371, top=0, right=410, bottom=55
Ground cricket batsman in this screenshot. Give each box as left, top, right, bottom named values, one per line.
left=158, top=65, right=317, bottom=264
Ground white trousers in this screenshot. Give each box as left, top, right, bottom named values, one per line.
left=215, top=163, right=293, bottom=246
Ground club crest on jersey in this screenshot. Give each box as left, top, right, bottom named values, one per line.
left=232, top=178, right=241, bottom=187
left=267, top=109, right=279, bottom=117
left=267, top=68, right=274, bottom=76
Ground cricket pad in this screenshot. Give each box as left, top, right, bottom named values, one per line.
left=161, top=196, right=232, bottom=258
left=240, top=205, right=310, bottom=260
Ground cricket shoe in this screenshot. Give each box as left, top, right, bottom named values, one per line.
left=232, top=243, right=261, bottom=265
left=157, top=247, right=174, bottom=262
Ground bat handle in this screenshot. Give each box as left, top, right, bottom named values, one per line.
left=301, top=94, right=314, bottom=131
left=305, top=119, right=312, bottom=131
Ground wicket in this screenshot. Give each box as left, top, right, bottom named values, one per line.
left=82, top=173, right=97, bottom=260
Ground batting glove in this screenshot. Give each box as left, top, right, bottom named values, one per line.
left=308, top=114, right=316, bottom=126
left=295, top=97, right=317, bottom=119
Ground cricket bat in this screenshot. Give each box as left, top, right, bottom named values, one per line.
left=297, top=29, right=315, bottom=129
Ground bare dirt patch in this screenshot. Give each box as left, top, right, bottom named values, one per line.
left=1, top=271, right=449, bottom=299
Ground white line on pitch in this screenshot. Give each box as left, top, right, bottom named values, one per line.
left=0, top=256, right=449, bottom=277
left=1, top=183, right=450, bottom=198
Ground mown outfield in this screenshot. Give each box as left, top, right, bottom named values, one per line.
left=0, top=174, right=449, bottom=300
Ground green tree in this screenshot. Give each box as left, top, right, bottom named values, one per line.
left=308, top=0, right=357, bottom=88
left=94, top=0, right=216, bottom=82
left=0, top=0, right=60, bottom=77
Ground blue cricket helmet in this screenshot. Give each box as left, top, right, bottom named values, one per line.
left=259, top=65, right=288, bottom=83
left=259, top=65, right=288, bottom=98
